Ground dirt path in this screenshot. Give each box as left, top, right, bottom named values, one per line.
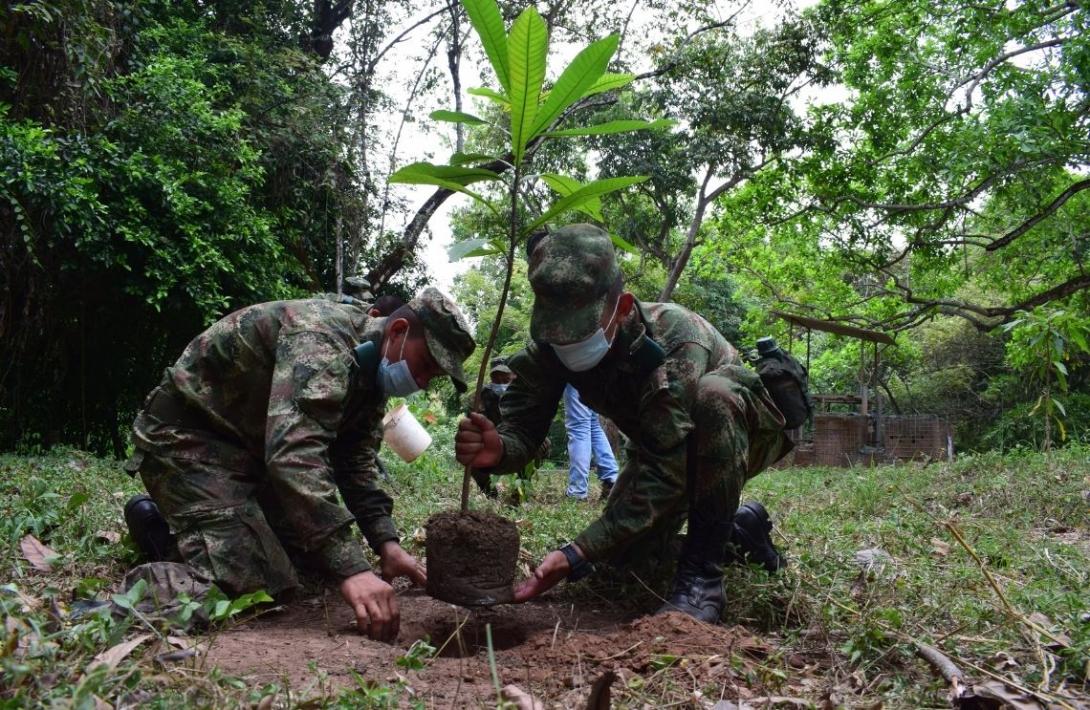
left=207, top=589, right=778, bottom=706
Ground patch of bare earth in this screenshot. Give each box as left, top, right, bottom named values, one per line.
left=207, top=589, right=789, bottom=706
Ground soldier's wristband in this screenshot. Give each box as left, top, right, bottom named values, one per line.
left=559, top=543, right=594, bottom=583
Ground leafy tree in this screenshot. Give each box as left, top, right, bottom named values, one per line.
left=1002, top=307, right=1090, bottom=450
left=0, top=1, right=370, bottom=453
left=590, top=13, right=829, bottom=300
left=724, top=0, right=1089, bottom=333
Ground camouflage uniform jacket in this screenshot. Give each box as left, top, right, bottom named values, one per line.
left=479, top=384, right=505, bottom=426
left=130, top=299, right=396, bottom=579
left=492, top=300, right=748, bottom=562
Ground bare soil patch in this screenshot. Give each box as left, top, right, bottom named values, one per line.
left=207, top=589, right=781, bottom=706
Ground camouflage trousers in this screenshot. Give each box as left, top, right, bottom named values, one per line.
left=132, top=450, right=303, bottom=598
left=604, top=364, right=791, bottom=568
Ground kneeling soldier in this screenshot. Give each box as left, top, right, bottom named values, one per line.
left=456, top=225, right=792, bottom=623
left=125, top=288, right=474, bottom=641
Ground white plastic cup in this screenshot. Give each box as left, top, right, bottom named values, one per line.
left=382, top=403, right=432, bottom=463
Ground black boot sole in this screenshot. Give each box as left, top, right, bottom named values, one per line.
left=730, top=501, right=785, bottom=573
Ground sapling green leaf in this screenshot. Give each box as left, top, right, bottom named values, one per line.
left=543, top=118, right=676, bottom=137
left=507, top=6, right=548, bottom=163
left=461, top=0, right=510, bottom=92
left=524, top=176, right=650, bottom=233
left=430, top=110, right=488, bottom=126
left=583, top=72, right=635, bottom=97
left=530, top=34, right=619, bottom=138
left=467, top=86, right=509, bottom=106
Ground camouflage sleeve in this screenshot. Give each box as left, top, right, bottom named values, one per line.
left=574, top=343, right=708, bottom=562
left=265, top=330, right=372, bottom=579
left=330, top=408, right=399, bottom=552
left=489, top=347, right=566, bottom=474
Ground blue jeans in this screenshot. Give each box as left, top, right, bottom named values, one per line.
left=564, top=384, right=619, bottom=499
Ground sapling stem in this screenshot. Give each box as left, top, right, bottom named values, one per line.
left=460, top=162, right=522, bottom=512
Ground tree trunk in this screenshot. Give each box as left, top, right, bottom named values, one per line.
left=658, top=195, right=707, bottom=301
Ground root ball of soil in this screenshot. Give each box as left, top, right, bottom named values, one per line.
left=425, top=511, right=519, bottom=606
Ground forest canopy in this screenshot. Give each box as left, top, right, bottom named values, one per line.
left=2, top=0, right=1088, bottom=454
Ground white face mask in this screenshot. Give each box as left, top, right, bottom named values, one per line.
left=551, top=299, right=621, bottom=372
left=378, top=329, right=420, bottom=397
left=491, top=383, right=509, bottom=394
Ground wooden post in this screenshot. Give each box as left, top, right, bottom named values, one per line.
left=859, top=339, right=868, bottom=416
left=873, top=342, right=881, bottom=449
left=806, top=328, right=812, bottom=372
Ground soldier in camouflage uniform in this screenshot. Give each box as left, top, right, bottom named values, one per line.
left=124, top=288, right=474, bottom=642
left=480, top=360, right=514, bottom=426
left=470, top=360, right=514, bottom=497
left=455, top=225, right=792, bottom=623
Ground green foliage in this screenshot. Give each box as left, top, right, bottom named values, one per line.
left=723, top=0, right=1090, bottom=334
left=1002, top=308, right=1090, bottom=448
left=394, top=637, right=437, bottom=670
left=1, top=0, right=365, bottom=453
left=391, top=0, right=664, bottom=238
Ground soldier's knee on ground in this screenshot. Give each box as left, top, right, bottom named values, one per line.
left=172, top=500, right=300, bottom=598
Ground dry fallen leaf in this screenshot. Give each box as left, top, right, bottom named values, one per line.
left=931, top=537, right=951, bottom=556
left=95, top=530, right=121, bottom=544
left=20, top=534, right=57, bottom=572
left=501, top=684, right=544, bottom=710
left=959, top=680, right=1043, bottom=710
left=89, top=633, right=153, bottom=673
left=1, top=584, right=41, bottom=611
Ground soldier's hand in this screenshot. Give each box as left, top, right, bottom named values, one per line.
left=339, top=571, right=399, bottom=643
left=378, top=541, right=427, bottom=587
left=455, top=412, right=503, bottom=468
left=512, top=550, right=570, bottom=603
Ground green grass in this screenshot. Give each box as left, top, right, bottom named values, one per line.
left=1, top=443, right=1088, bottom=707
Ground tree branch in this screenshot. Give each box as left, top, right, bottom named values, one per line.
left=632, top=5, right=751, bottom=84
left=985, top=178, right=1090, bottom=251
left=368, top=6, right=449, bottom=73
left=310, top=0, right=355, bottom=60
left=958, top=36, right=1073, bottom=109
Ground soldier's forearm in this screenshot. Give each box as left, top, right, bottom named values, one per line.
left=357, top=513, right=399, bottom=553
left=316, top=526, right=372, bottom=579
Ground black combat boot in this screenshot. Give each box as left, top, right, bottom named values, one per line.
left=123, top=495, right=178, bottom=562
left=725, top=501, right=785, bottom=573
left=656, top=519, right=732, bottom=624
left=600, top=479, right=614, bottom=503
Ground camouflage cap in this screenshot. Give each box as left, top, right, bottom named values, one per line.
left=344, top=274, right=374, bottom=300
left=408, top=287, right=476, bottom=392
left=528, top=224, right=620, bottom=343
left=490, top=362, right=513, bottom=376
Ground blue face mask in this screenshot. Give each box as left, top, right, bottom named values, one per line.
left=551, top=299, right=621, bottom=372
left=492, top=383, right=509, bottom=394
left=378, top=329, right=420, bottom=397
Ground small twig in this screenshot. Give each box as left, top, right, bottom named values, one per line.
left=944, top=521, right=1071, bottom=649
left=429, top=609, right=470, bottom=662
left=595, top=641, right=643, bottom=662
left=550, top=619, right=560, bottom=650
left=486, top=623, right=503, bottom=703
left=628, top=571, right=669, bottom=604
left=959, top=658, right=1077, bottom=710
left=914, top=642, right=964, bottom=683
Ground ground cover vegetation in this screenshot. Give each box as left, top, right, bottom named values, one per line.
left=3, top=0, right=1090, bottom=704
left=3, top=442, right=1088, bottom=705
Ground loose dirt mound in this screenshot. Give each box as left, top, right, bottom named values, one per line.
left=207, top=590, right=778, bottom=705
left=425, top=511, right=519, bottom=606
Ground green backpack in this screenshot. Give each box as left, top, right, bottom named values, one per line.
left=752, top=337, right=813, bottom=429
